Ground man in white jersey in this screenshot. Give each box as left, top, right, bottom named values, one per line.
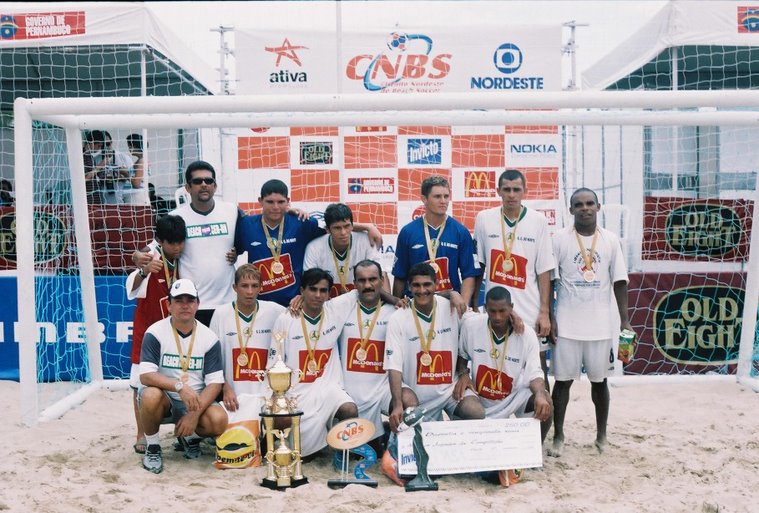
left=474, top=169, right=555, bottom=379
left=270, top=268, right=360, bottom=458
left=337, top=260, right=396, bottom=448
left=548, top=188, right=631, bottom=457
left=304, top=203, right=390, bottom=297
left=133, top=161, right=241, bottom=326
left=139, top=279, right=228, bottom=474
left=382, top=262, right=485, bottom=485
left=210, top=264, right=285, bottom=419
left=457, top=285, right=552, bottom=486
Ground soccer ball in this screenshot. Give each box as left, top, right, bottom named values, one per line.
left=386, top=32, right=408, bottom=52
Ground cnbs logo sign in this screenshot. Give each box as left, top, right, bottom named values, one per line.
left=665, top=203, right=742, bottom=257
left=0, top=211, right=67, bottom=263
left=653, top=286, right=743, bottom=365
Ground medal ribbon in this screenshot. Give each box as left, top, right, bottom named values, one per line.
left=262, top=217, right=285, bottom=265
left=500, top=206, right=523, bottom=265
left=171, top=319, right=197, bottom=376
left=488, top=321, right=509, bottom=390
left=423, top=215, right=448, bottom=266
left=160, top=246, right=178, bottom=287
left=234, top=300, right=258, bottom=357
left=356, top=301, right=382, bottom=354
left=412, top=299, right=437, bottom=357
left=300, top=311, right=326, bottom=370
left=574, top=228, right=599, bottom=272
left=329, top=235, right=351, bottom=293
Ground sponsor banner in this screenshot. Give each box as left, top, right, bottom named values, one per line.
left=398, top=418, right=543, bottom=475
left=343, top=126, right=397, bottom=136
left=342, top=169, right=398, bottom=202
left=504, top=133, right=562, bottom=167
left=625, top=272, right=745, bottom=375
left=289, top=136, right=339, bottom=170
left=642, top=197, right=753, bottom=261
left=236, top=25, right=560, bottom=94
left=0, top=276, right=135, bottom=381
left=737, top=6, right=759, bottom=33
left=452, top=169, right=499, bottom=201
left=0, top=11, right=85, bottom=40
left=398, top=135, right=451, bottom=168
left=0, top=206, right=151, bottom=273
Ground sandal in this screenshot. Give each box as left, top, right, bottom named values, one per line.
left=133, top=437, right=147, bottom=454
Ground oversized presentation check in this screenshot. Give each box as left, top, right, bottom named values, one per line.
left=398, top=417, right=543, bottom=475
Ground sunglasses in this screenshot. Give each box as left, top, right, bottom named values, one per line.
left=190, top=178, right=215, bottom=185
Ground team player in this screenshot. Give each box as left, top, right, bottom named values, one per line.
left=548, top=187, right=631, bottom=457
left=392, top=175, right=479, bottom=312
left=270, top=268, right=363, bottom=458
left=337, top=260, right=397, bottom=449
left=139, top=279, right=228, bottom=474
left=126, top=214, right=186, bottom=454
left=209, top=264, right=285, bottom=418
left=382, top=262, right=485, bottom=485
left=304, top=203, right=390, bottom=297
left=236, top=180, right=382, bottom=307
left=474, top=169, right=555, bottom=376
left=133, top=160, right=241, bottom=325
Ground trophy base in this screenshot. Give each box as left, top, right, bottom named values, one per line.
left=261, top=477, right=308, bottom=490
left=404, top=477, right=438, bottom=492
left=327, top=478, right=378, bottom=489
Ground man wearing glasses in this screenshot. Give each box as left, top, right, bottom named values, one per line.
left=134, top=160, right=242, bottom=325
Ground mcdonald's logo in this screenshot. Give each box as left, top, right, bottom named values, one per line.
left=255, top=254, right=295, bottom=293
left=464, top=171, right=495, bottom=198
left=233, top=348, right=268, bottom=382
left=416, top=350, right=453, bottom=385
left=329, top=282, right=355, bottom=299
left=430, top=257, right=452, bottom=291
left=475, top=365, right=513, bottom=400
left=298, top=348, right=332, bottom=383
left=346, top=338, right=385, bottom=374
left=489, top=249, right=527, bottom=290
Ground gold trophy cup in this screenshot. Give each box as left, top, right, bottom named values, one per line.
left=261, top=331, right=307, bottom=489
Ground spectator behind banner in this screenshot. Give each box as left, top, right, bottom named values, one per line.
left=127, top=133, right=146, bottom=190
left=148, top=183, right=176, bottom=220
left=0, top=179, right=14, bottom=206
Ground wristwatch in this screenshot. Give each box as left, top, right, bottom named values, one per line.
left=174, top=380, right=184, bottom=392
left=138, top=267, right=147, bottom=278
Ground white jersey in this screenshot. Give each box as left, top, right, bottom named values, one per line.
left=339, top=300, right=395, bottom=409
left=475, top=206, right=555, bottom=325
left=303, top=232, right=382, bottom=296
left=270, top=291, right=357, bottom=398
left=384, top=296, right=460, bottom=406
left=552, top=226, right=628, bottom=340
left=210, top=300, right=285, bottom=396
left=139, top=317, right=224, bottom=400
left=460, top=314, right=542, bottom=417
left=171, top=200, right=238, bottom=309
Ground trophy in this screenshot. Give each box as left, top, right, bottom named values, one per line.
left=260, top=330, right=307, bottom=489
left=402, top=407, right=438, bottom=492
left=326, top=418, right=378, bottom=489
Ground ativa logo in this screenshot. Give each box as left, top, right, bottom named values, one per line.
left=345, top=32, right=452, bottom=92
left=265, top=38, right=308, bottom=84
left=471, top=42, right=545, bottom=90
left=407, top=139, right=442, bottom=165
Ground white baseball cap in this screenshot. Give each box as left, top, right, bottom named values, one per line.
left=169, top=279, right=198, bottom=299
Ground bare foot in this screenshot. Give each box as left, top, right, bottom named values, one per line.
left=594, top=437, right=607, bottom=454
left=547, top=437, right=564, bottom=457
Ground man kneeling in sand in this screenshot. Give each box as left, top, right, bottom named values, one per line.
left=139, top=279, right=228, bottom=473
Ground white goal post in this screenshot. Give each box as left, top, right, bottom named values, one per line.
left=13, top=91, right=759, bottom=426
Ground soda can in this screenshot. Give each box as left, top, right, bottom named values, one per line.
left=617, top=329, right=636, bottom=365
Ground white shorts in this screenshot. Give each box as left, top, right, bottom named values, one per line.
left=129, top=364, right=143, bottom=390
left=297, top=383, right=354, bottom=457
left=483, top=386, right=533, bottom=419
left=552, top=337, right=614, bottom=383
left=355, top=387, right=392, bottom=442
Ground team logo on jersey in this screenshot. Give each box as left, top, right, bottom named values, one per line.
left=256, top=254, right=296, bottom=293
left=346, top=338, right=385, bottom=373
left=489, top=249, right=528, bottom=290
left=416, top=350, right=452, bottom=385
left=475, top=365, right=512, bottom=400
left=298, top=349, right=332, bottom=383
left=233, top=348, right=268, bottom=382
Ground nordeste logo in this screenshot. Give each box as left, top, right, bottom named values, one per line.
left=493, top=43, right=522, bottom=74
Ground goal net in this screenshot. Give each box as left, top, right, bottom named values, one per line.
left=11, top=91, right=759, bottom=425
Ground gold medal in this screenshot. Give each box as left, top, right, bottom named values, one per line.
left=502, top=259, right=514, bottom=272
left=356, top=347, right=367, bottom=362
left=420, top=352, right=433, bottom=367
left=271, top=261, right=284, bottom=275
left=237, top=351, right=249, bottom=367
left=307, top=359, right=318, bottom=373
left=583, top=269, right=595, bottom=282
left=490, top=348, right=499, bottom=359
left=180, top=372, right=189, bottom=384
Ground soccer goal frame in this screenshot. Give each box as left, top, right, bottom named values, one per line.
left=14, top=90, right=759, bottom=426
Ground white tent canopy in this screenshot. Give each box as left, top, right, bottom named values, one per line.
left=583, top=1, right=759, bottom=90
